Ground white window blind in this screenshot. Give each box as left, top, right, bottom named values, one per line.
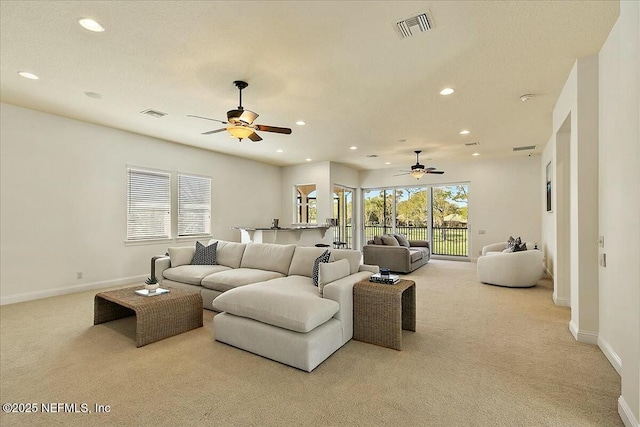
left=126, top=168, right=171, bottom=241
left=178, top=174, right=211, bottom=237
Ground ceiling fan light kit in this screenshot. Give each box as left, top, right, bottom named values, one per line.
left=395, top=150, right=445, bottom=179
left=188, top=80, right=292, bottom=142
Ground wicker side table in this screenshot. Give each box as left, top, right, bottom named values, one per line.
left=94, top=286, right=203, bottom=347
left=353, top=279, right=416, bottom=350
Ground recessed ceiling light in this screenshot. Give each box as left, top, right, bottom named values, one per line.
left=296, top=121, right=306, bottom=126
left=305, top=158, right=312, bottom=162
left=472, top=152, right=480, bottom=156
left=385, top=162, right=391, bottom=165
left=18, top=71, right=39, bottom=80
left=440, top=88, right=455, bottom=95
left=460, top=130, right=470, bottom=135
left=276, top=149, right=283, bottom=153
left=350, top=146, right=357, bottom=150
left=78, top=18, right=105, bottom=32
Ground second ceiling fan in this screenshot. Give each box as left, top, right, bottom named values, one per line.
left=395, top=150, right=445, bottom=179
left=188, top=80, right=292, bottom=142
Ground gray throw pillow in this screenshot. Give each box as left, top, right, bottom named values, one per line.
left=393, top=234, right=410, bottom=247
left=373, top=235, right=383, bottom=245
left=381, top=234, right=400, bottom=246
left=191, top=241, right=217, bottom=265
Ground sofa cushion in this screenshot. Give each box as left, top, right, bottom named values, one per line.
left=240, top=243, right=296, bottom=275
left=331, top=249, right=362, bottom=274
left=393, top=234, right=411, bottom=247
left=163, top=264, right=230, bottom=285
left=381, top=234, right=400, bottom=246
left=168, top=246, right=195, bottom=267
left=212, top=279, right=340, bottom=333
left=201, top=268, right=285, bottom=292
left=318, top=259, right=351, bottom=294
left=289, top=246, right=332, bottom=277
left=209, top=240, right=246, bottom=269
left=409, top=249, right=424, bottom=263
left=191, top=241, right=217, bottom=265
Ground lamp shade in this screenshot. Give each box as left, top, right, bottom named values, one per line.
left=228, top=125, right=254, bottom=140
left=410, top=169, right=426, bottom=179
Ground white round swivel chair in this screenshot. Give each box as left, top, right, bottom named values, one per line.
left=477, top=242, right=544, bottom=288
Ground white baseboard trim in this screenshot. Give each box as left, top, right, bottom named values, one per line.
left=597, top=336, right=622, bottom=375
left=553, top=294, right=571, bottom=307
left=618, top=395, right=640, bottom=427
left=569, top=320, right=598, bottom=344
left=0, top=275, right=147, bottom=306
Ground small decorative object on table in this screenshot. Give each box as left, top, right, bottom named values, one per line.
left=144, top=276, right=159, bottom=293
left=380, top=268, right=391, bottom=276
left=135, top=287, right=170, bottom=297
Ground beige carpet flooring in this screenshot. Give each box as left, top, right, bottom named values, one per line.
left=0, top=260, right=622, bottom=426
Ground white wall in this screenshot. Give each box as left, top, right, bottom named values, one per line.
left=598, top=1, right=640, bottom=424
left=0, top=103, right=281, bottom=304
left=359, top=155, right=542, bottom=260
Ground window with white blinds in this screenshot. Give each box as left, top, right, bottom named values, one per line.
left=178, top=173, right=211, bottom=237
left=126, top=168, right=171, bottom=241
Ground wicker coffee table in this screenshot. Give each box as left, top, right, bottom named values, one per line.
left=94, top=286, right=203, bottom=347
left=353, top=279, right=416, bottom=350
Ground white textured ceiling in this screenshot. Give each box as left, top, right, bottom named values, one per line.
left=0, top=1, right=619, bottom=170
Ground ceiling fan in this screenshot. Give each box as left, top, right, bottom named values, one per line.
left=395, top=150, right=444, bottom=179
left=188, top=80, right=292, bottom=142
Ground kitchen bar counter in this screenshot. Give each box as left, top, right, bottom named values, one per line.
left=231, top=226, right=331, bottom=245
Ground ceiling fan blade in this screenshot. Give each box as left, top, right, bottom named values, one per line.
left=239, top=110, right=259, bottom=125
left=394, top=172, right=410, bottom=176
left=187, top=114, right=228, bottom=124
left=427, top=170, right=445, bottom=174
left=426, top=167, right=437, bottom=171
left=201, top=128, right=227, bottom=135
left=255, top=124, right=292, bottom=135
left=248, top=132, right=263, bottom=142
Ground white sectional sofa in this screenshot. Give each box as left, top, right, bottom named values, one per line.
left=154, top=240, right=378, bottom=371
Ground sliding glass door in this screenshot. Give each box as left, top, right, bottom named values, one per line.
left=431, top=185, right=468, bottom=257
left=362, top=183, right=469, bottom=258
left=333, top=186, right=354, bottom=248
left=363, top=189, right=393, bottom=242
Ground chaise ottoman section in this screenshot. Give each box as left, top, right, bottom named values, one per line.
left=212, top=278, right=343, bottom=371
left=214, top=313, right=343, bottom=372
left=212, top=279, right=339, bottom=332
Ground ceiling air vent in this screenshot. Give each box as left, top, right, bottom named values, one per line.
left=465, top=142, right=480, bottom=146
left=366, top=154, right=379, bottom=158
left=513, top=145, right=537, bottom=152
left=395, top=12, right=433, bottom=39
left=140, top=109, right=167, bottom=118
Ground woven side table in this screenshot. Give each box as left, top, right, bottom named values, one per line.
left=94, top=286, right=203, bottom=347
left=353, top=279, right=416, bottom=350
